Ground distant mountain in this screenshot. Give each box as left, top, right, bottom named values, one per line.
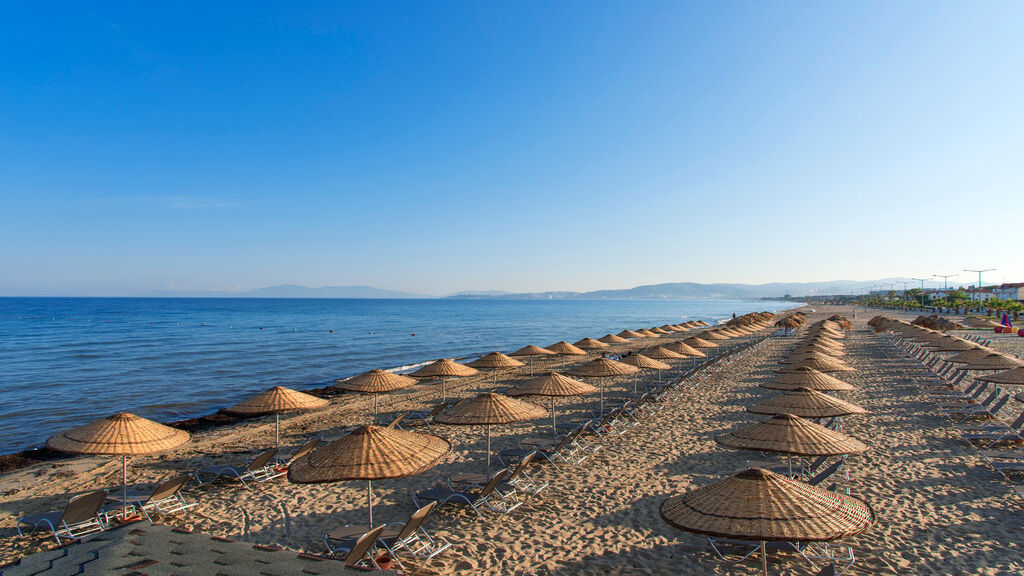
left=143, top=284, right=429, bottom=299
left=445, top=280, right=905, bottom=300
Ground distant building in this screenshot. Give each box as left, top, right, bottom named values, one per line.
left=995, top=283, right=1024, bottom=302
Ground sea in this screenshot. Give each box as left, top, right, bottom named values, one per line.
left=0, top=297, right=796, bottom=454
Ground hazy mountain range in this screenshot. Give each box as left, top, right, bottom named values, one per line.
left=141, top=279, right=909, bottom=299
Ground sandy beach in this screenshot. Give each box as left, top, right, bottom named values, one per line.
left=3, top=305, right=1024, bottom=574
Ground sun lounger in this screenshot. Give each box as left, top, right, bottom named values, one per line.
left=449, top=451, right=547, bottom=498
left=402, top=402, right=447, bottom=429
left=327, top=524, right=391, bottom=570
left=950, top=394, right=1010, bottom=423
left=17, top=490, right=109, bottom=543
left=324, top=502, right=450, bottom=566
left=498, top=428, right=585, bottom=468
left=413, top=469, right=521, bottom=517
left=194, top=448, right=283, bottom=489
left=106, top=474, right=196, bottom=522
left=961, top=411, right=1024, bottom=448
left=385, top=411, right=408, bottom=428
left=275, top=438, right=321, bottom=467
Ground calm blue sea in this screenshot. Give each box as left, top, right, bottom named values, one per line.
left=0, top=297, right=794, bottom=453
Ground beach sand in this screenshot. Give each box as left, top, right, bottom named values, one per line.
left=3, top=305, right=1024, bottom=574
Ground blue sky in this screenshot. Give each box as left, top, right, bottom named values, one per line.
left=2, top=2, right=1022, bottom=296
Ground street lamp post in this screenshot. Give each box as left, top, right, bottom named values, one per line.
left=964, top=268, right=995, bottom=303
left=911, top=278, right=929, bottom=306
left=934, top=274, right=957, bottom=291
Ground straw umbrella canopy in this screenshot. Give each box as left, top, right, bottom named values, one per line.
left=649, top=327, right=671, bottom=335
left=780, top=351, right=851, bottom=367
left=574, top=337, right=610, bottom=351
left=775, top=317, right=801, bottom=333
left=716, top=414, right=868, bottom=457
left=467, top=352, right=525, bottom=388
left=636, top=329, right=661, bottom=338
left=510, top=371, right=598, bottom=436
left=47, top=413, right=191, bottom=519
left=666, top=341, right=706, bottom=358
left=747, top=388, right=867, bottom=419
left=947, top=346, right=994, bottom=364
left=762, top=367, right=855, bottom=392
left=598, top=333, right=630, bottom=344
left=696, top=320, right=711, bottom=326
left=700, top=330, right=731, bottom=341
left=684, top=336, right=718, bottom=349
left=644, top=346, right=687, bottom=361
left=778, top=356, right=855, bottom=374
left=660, top=468, right=875, bottom=575
left=621, top=353, right=672, bottom=391
left=977, top=366, right=1024, bottom=385
left=511, top=344, right=556, bottom=376
left=288, top=425, right=450, bottom=526
left=227, top=387, right=330, bottom=447
left=336, top=370, right=417, bottom=423
left=546, top=341, right=588, bottom=368
left=434, top=393, right=546, bottom=475
left=927, top=337, right=977, bottom=353
left=570, top=357, right=641, bottom=413
left=956, top=353, right=1024, bottom=371
left=411, top=359, right=479, bottom=402
left=617, top=329, right=646, bottom=339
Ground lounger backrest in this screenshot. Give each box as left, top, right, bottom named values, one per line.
left=506, top=451, right=537, bottom=481
left=289, top=439, right=321, bottom=464
left=807, top=456, right=829, bottom=474
left=978, top=390, right=998, bottom=407
left=550, top=432, right=575, bottom=454
left=478, top=469, right=509, bottom=498
left=808, top=460, right=843, bottom=486
left=247, top=449, right=279, bottom=471
left=62, top=490, right=108, bottom=525
left=386, top=412, right=408, bottom=428
left=344, top=524, right=386, bottom=568
left=428, top=403, right=447, bottom=417
left=989, top=394, right=1010, bottom=415
left=393, top=502, right=437, bottom=542
left=147, top=475, right=191, bottom=504
left=1011, top=411, right=1024, bottom=431
left=970, top=382, right=989, bottom=399
left=962, top=380, right=982, bottom=396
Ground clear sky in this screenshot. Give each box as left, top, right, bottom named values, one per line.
left=2, top=2, right=1022, bottom=296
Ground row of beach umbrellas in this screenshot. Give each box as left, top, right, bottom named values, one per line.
left=659, top=314, right=875, bottom=575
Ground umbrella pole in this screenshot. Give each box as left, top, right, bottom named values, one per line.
left=600, top=379, right=605, bottom=414
left=761, top=541, right=768, bottom=575
left=373, top=394, right=379, bottom=425
left=551, top=397, right=557, bottom=437
left=275, top=414, right=281, bottom=448
left=486, top=424, right=491, bottom=477
left=367, top=480, right=373, bottom=526
left=441, top=378, right=447, bottom=403
left=122, top=455, right=129, bottom=520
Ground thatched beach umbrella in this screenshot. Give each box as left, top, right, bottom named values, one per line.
left=574, top=337, right=610, bottom=352
left=666, top=341, right=706, bottom=358
left=926, top=337, right=977, bottom=353
left=288, top=425, right=450, bottom=526
left=762, top=367, right=855, bottom=392
left=660, top=468, right=875, bottom=575
left=775, top=318, right=801, bottom=334
left=956, top=353, right=1024, bottom=372
left=411, top=359, right=479, bottom=402
left=47, top=413, right=191, bottom=519
left=617, top=329, right=646, bottom=339
left=780, top=351, right=851, bottom=367
left=598, top=333, right=631, bottom=344
left=336, top=370, right=417, bottom=423
left=644, top=346, right=687, bottom=361
left=227, top=386, right=330, bottom=447
left=570, top=357, right=641, bottom=413
left=546, top=341, right=588, bottom=368
left=716, top=414, right=867, bottom=458
left=511, top=344, right=556, bottom=376
left=649, top=327, right=670, bottom=335
left=621, top=353, right=672, bottom=391
left=977, top=366, right=1024, bottom=385
left=467, top=352, right=525, bottom=388
left=778, top=356, right=855, bottom=374
left=683, top=336, right=718, bottom=349
left=636, top=329, right=661, bottom=338
left=747, top=387, right=867, bottom=419
left=511, top=371, right=598, bottom=435
left=947, top=346, right=995, bottom=364
left=434, top=393, right=546, bottom=475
